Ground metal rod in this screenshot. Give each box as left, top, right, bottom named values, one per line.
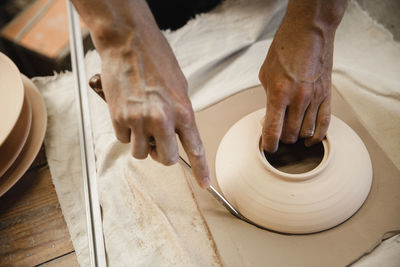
left=206, top=185, right=241, bottom=218
left=66, top=1, right=107, bottom=266
left=178, top=157, right=277, bottom=231
left=178, top=157, right=244, bottom=219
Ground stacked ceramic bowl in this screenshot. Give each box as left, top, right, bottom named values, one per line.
left=0, top=52, right=47, bottom=196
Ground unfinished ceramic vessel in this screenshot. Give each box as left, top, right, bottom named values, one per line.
left=0, top=53, right=25, bottom=146
left=215, top=109, right=372, bottom=234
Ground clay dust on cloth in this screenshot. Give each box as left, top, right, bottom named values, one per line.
left=33, top=0, right=400, bottom=266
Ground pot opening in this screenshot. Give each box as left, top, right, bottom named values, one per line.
left=263, top=140, right=325, bottom=175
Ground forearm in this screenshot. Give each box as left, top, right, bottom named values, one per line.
left=71, top=0, right=157, bottom=53
left=270, top=0, right=348, bottom=83
left=71, top=0, right=180, bottom=88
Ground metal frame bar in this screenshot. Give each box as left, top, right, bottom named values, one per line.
left=66, top=1, right=107, bottom=266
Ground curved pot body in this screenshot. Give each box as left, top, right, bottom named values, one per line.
left=216, top=109, right=372, bottom=234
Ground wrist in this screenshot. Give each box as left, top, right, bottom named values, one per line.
left=91, top=24, right=140, bottom=60
left=283, top=0, right=347, bottom=35
left=85, top=0, right=156, bottom=56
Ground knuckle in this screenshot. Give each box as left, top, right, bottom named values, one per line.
left=272, top=80, right=285, bottom=91
left=269, top=90, right=288, bottom=107
left=177, top=104, right=194, bottom=124
left=113, top=109, right=142, bottom=126
left=113, top=110, right=127, bottom=124
left=162, top=155, right=179, bottom=166
left=273, top=85, right=287, bottom=99
left=149, top=108, right=168, bottom=126
left=314, top=89, right=327, bottom=103
left=127, top=114, right=142, bottom=125
left=188, top=144, right=205, bottom=160
left=298, top=87, right=312, bottom=102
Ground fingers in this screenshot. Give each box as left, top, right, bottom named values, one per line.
left=177, top=114, right=210, bottom=188
left=300, top=103, right=318, bottom=138
left=130, top=127, right=149, bottom=159
left=262, top=96, right=286, bottom=153
left=300, top=79, right=326, bottom=139
left=280, top=101, right=309, bottom=144
left=113, top=114, right=150, bottom=158
left=112, top=119, right=131, bottom=143
left=263, top=78, right=330, bottom=150
left=304, top=97, right=331, bottom=147
left=149, top=126, right=179, bottom=166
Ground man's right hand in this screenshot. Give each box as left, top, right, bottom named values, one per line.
left=72, top=0, right=210, bottom=188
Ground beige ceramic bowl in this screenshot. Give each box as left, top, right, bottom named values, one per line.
left=0, top=53, right=25, bottom=146
left=0, top=92, right=32, bottom=177
left=216, top=109, right=373, bottom=234
left=0, top=75, right=47, bottom=196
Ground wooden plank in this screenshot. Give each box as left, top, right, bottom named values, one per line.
left=0, top=163, right=75, bottom=267
left=1, top=0, right=51, bottom=40
left=39, top=251, right=79, bottom=267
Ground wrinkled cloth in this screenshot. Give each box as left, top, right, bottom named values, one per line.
left=34, top=0, right=400, bottom=266
left=35, top=73, right=220, bottom=266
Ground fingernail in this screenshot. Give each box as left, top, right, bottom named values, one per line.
left=200, top=177, right=210, bottom=188
left=301, top=131, right=314, bottom=139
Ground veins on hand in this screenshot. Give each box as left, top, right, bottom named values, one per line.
left=276, top=25, right=328, bottom=84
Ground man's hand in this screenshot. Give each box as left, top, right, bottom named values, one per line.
left=72, top=0, right=210, bottom=188
left=259, top=0, right=347, bottom=153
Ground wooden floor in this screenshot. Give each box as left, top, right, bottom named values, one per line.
left=0, top=148, right=79, bottom=267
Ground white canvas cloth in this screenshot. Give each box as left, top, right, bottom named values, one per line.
left=34, top=0, right=400, bottom=266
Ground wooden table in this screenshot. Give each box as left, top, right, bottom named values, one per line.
left=0, top=148, right=79, bottom=266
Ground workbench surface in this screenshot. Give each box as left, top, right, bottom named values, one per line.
left=0, top=149, right=79, bottom=266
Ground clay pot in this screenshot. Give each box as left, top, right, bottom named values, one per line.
left=215, top=109, right=372, bottom=234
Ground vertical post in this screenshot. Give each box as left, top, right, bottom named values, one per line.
left=66, top=1, right=107, bottom=266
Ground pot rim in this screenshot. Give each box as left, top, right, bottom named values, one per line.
left=256, top=131, right=332, bottom=181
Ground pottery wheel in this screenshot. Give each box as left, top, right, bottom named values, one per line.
left=215, top=109, right=373, bottom=234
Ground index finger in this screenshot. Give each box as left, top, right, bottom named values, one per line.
left=262, top=95, right=286, bottom=153
left=177, top=120, right=210, bottom=189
